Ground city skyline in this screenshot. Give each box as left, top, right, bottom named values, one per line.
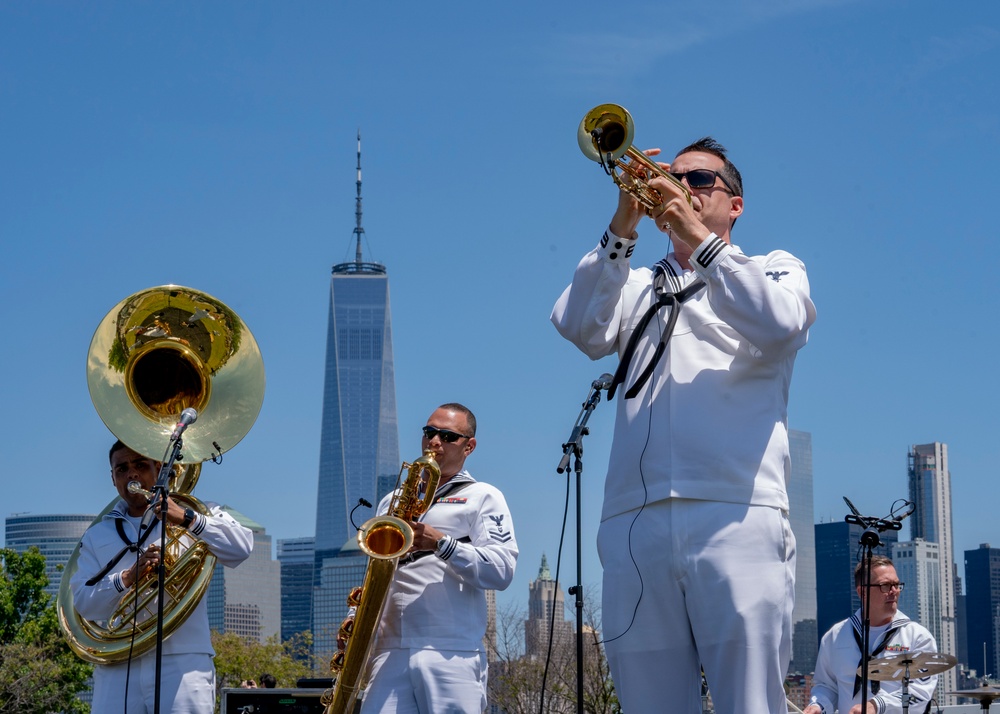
left=2, top=1, right=999, bottom=639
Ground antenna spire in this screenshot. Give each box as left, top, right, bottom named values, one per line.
left=354, top=129, right=365, bottom=264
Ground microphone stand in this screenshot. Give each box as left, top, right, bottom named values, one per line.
left=843, top=497, right=905, bottom=714
left=149, top=434, right=186, bottom=714
left=556, top=376, right=608, bottom=714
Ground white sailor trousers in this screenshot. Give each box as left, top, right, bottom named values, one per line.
left=598, top=499, right=795, bottom=714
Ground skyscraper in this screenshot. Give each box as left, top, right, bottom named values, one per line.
left=5, top=513, right=95, bottom=599
left=788, top=429, right=817, bottom=673
left=892, top=538, right=942, bottom=634
left=965, top=543, right=1000, bottom=679
left=278, top=536, right=314, bottom=644
left=524, top=554, right=572, bottom=660
left=312, top=134, right=401, bottom=656
left=908, top=442, right=957, bottom=701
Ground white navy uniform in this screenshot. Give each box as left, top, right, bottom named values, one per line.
left=72, top=500, right=253, bottom=713
left=551, top=229, right=816, bottom=714
left=361, top=469, right=518, bottom=714
left=809, top=610, right=938, bottom=714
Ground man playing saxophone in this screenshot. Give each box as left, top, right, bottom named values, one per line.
left=552, top=135, right=816, bottom=713
left=72, top=441, right=253, bottom=713
left=358, top=403, right=518, bottom=714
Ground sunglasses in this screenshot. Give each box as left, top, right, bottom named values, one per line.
left=669, top=169, right=736, bottom=194
left=422, top=425, right=471, bottom=443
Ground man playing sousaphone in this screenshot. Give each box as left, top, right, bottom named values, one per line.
left=71, top=440, right=253, bottom=713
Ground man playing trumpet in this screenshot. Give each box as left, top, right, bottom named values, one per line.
left=552, top=135, right=816, bottom=713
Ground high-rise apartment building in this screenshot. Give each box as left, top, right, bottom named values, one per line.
left=965, top=543, right=1000, bottom=679
left=207, top=507, right=281, bottom=643
left=908, top=442, right=957, bottom=701
left=5, top=513, right=95, bottom=598
left=788, top=429, right=817, bottom=673
left=892, top=538, right=942, bottom=632
left=312, top=134, right=401, bottom=658
left=814, top=521, right=897, bottom=640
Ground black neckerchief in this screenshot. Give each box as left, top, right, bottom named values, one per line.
left=852, top=616, right=908, bottom=697
left=84, top=513, right=157, bottom=586
left=608, top=261, right=706, bottom=400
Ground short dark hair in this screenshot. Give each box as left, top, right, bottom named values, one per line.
left=259, top=673, right=276, bottom=688
left=855, top=555, right=894, bottom=587
left=109, top=439, right=129, bottom=465
left=438, top=403, right=477, bottom=437
left=676, top=136, right=743, bottom=198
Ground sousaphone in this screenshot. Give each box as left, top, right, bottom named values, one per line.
left=57, top=285, right=265, bottom=664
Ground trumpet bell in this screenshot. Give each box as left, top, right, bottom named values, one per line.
left=578, top=103, right=635, bottom=163
left=87, top=285, right=265, bottom=463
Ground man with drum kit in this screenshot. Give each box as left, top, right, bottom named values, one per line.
left=805, top=556, right=939, bottom=714
left=71, top=441, right=254, bottom=713
left=552, top=132, right=816, bottom=713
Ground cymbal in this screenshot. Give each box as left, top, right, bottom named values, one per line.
left=948, top=685, right=1000, bottom=702
left=862, top=651, right=957, bottom=681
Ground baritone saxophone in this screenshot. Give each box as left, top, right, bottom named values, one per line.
left=322, top=451, right=442, bottom=714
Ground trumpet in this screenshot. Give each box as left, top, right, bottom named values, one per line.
left=577, top=103, right=691, bottom=211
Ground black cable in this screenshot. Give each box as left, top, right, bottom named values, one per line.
left=536, top=470, right=572, bottom=714
left=598, top=310, right=662, bottom=647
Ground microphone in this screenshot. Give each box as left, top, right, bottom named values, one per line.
left=892, top=501, right=916, bottom=523
left=358, top=498, right=372, bottom=508
left=170, top=408, right=198, bottom=440
left=592, top=373, right=614, bottom=391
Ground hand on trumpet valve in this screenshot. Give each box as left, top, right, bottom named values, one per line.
left=611, top=149, right=671, bottom=238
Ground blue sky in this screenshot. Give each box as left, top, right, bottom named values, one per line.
left=2, top=1, right=999, bottom=616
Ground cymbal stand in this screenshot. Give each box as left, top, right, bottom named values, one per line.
left=899, top=662, right=913, bottom=714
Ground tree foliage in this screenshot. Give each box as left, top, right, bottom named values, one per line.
left=0, top=547, right=93, bottom=714
left=211, top=630, right=315, bottom=706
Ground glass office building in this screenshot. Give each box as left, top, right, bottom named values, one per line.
left=311, top=135, right=401, bottom=650
left=5, top=513, right=95, bottom=598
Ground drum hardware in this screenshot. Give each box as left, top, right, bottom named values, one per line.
left=861, top=652, right=957, bottom=713
left=948, top=685, right=1000, bottom=711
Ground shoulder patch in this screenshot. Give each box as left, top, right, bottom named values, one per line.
left=483, top=513, right=512, bottom=543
